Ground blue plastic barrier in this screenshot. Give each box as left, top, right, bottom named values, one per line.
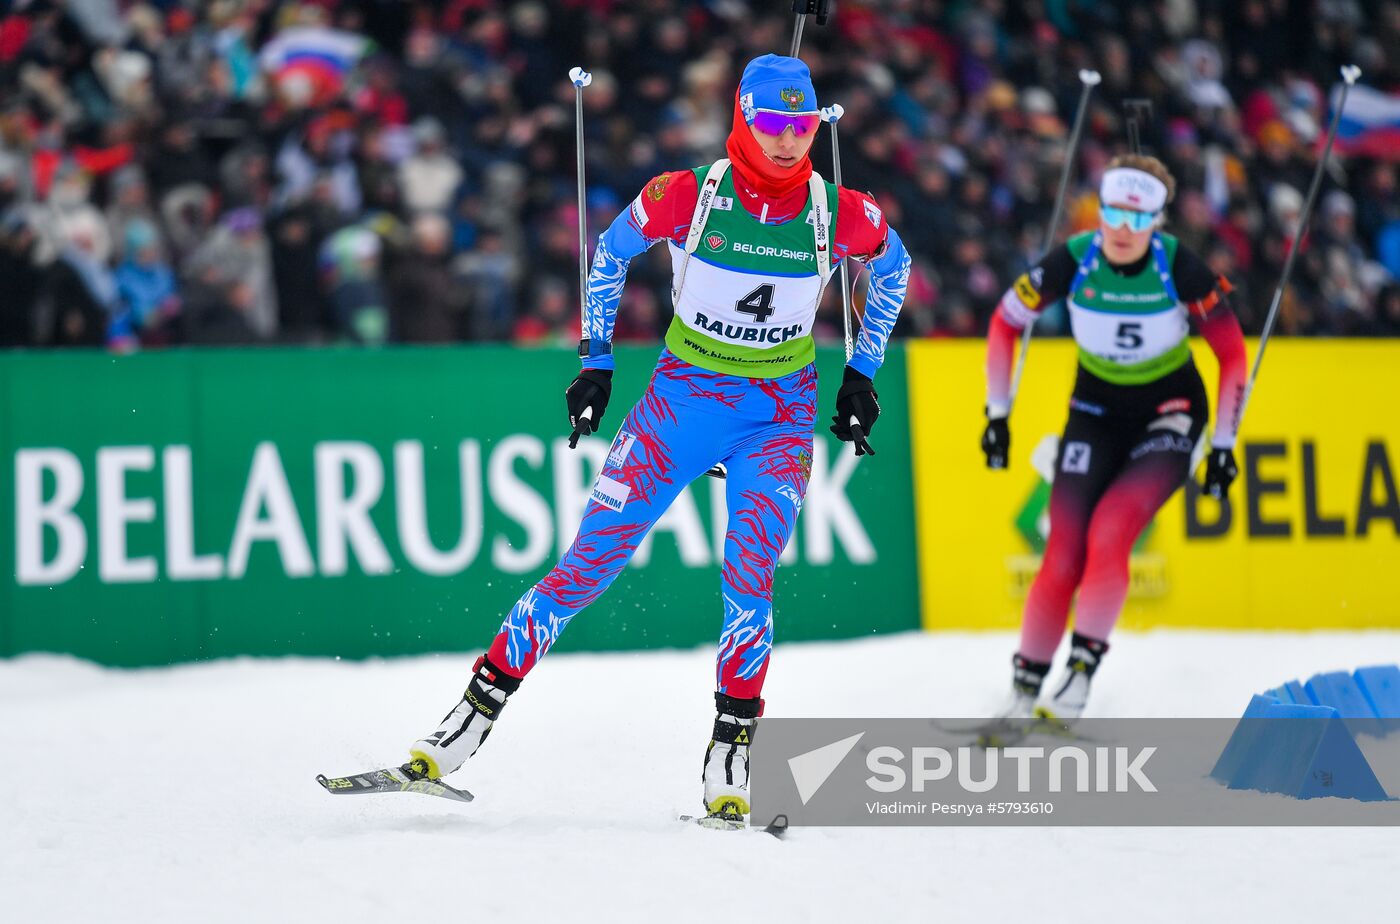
left=1355, top=665, right=1400, bottom=733
left=1305, top=671, right=1386, bottom=738
left=1210, top=699, right=1389, bottom=802
left=1213, top=663, right=1400, bottom=802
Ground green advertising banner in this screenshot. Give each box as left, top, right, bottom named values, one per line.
left=0, top=345, right=918, bottom=666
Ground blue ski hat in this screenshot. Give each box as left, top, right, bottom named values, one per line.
left=738, top=54, right=819, bottom=122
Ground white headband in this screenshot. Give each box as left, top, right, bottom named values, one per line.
left=1100, top=168, right=1168, bottom=213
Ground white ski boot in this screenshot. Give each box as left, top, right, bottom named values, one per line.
left=409, top=655, right=521, bottom=779
left=702, top=693, right=762, bottom=822
left=971, top=654, right=1051, bottom=747
left=1005, top=653, right=1052, bottom=718
left=1037, top=633, right=1109, bottom=723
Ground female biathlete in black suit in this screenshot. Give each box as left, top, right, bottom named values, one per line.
left=982, top=154, right=1248, bottom=720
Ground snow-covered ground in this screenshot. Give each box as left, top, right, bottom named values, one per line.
left=3, top=630, right=1398, bottom=923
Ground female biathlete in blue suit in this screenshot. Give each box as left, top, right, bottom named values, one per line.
left=406, top=56, right=911, bottom=823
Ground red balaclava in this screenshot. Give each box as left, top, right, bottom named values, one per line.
left=724, top=90, right=814, bottom=199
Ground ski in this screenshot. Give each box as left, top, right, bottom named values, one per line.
left=930, top=716, right=1102, bottom=750
left=316, top=764, right=475, bottom=804
left=678, top=813, right=788, bottom=838
left=929, top=717, right=1028, bottom=748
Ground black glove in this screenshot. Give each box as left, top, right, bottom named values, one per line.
left=1202, top=447, right=1238, bottom=499
left=981, top=414, right=1010, bottom=470
left=565, top=369, right=612, bottom=448
left=829, top=366, right=879, bottom=456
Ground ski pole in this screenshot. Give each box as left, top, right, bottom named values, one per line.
left=1007, top=69, right=1101, bottom=412
left=821, top=104, right=854, bottom=365
left=1237, top=64, right=1361, bottom=430
left=568, top=66, right=595, bottom=449
left=819, top=102, right=875, bottom=455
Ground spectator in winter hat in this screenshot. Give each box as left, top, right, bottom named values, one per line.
left=185, top=208, right=278, bottom=339
left=105, top=164, right=157, bottom=261
left=112, top=218, right=179, bottom=349
left=1315, top=188, right=1386, bottom=330
left=1268, top=184, right=1304, bottom=238
left=389, top=211, right=471, bottom=343
left=42, top=162, right=112, bottom=265
left=320, top=224, right=388, bottom=345
left=1181, top=40, right=1231, bottom=109
left=38, top=209, right=118, bottom=347
left=1021, top=87, right=1064, bottom=138
left=1322, top=189, right=1356, bottom=222
left=1252, top=120, right=1312, bottom=206
left=159, top=183, right=216, bottom=262
left=399, top=116, right=463, bottom=215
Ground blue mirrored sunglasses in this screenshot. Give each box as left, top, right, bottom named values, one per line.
left=1100, top=203, right=1159, bottom=232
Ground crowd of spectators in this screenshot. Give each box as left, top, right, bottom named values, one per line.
left=2, top=0, right=1400, bottom=352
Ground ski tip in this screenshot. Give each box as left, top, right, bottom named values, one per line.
left=317, top=773, right=354, bottom=793
left=432, top=781, right=476, bottom=803
left=679, top=812, right=787, bottom=837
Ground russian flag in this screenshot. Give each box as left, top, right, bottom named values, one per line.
left=260, top=26, right=369, bottom=103
left=1333, top=84, right=1400, bottom=159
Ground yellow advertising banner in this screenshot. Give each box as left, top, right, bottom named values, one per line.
left=909, top=339, right=1400, bottom=630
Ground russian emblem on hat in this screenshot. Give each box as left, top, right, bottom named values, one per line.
left=780, top=87, right=806, bottom=111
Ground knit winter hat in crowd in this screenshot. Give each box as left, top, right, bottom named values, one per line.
left=1269, top=184, right=1303, bottom=222
left=1323, top=189, right=1355, bottom=218
left=725, top=55, right=818, bottom=199
left=124, top=219, right=158, bottom=253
